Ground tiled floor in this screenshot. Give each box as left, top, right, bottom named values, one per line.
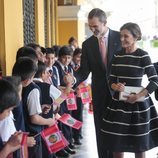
left=69, top=105, right=158, bottom=158
left=69, top=106, right=98, bottom=158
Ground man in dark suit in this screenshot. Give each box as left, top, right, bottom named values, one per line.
left=75, top=8, right=122, bottom=158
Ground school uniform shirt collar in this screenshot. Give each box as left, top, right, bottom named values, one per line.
left=48, top=66, right=53, bottom=71
left=57, top=61, right=67, bottom=71
left=33, top=78, right=43, bottom=82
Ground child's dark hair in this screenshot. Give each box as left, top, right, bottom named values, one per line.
left=12, top=57, right=38, bottom=81
left=41, top=46, right=47, bottom=55
left=73, top=48, right=82, bottom=57
left=52, top=45, right=61, bottom=57
left=0, top=79, right=20, bottom=113
left=34, top=61, right=47, bottom=78
left=2, top=76, right=21, bottom=93
left=16, top=46, right=38, bottom=61
left=58, top=45, right=73, bottom=58
left=68, top=37, right=76, bottom=45
left=26, top=43, right=41, bottom=50
left=46, top=47, right=55, bottom=55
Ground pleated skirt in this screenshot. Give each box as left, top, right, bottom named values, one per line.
left=101, top=97, right=158, bottom=152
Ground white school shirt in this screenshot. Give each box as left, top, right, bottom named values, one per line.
left=27, top=88, right=42, bottom=116
left=0, top=112, right=16, bottom=142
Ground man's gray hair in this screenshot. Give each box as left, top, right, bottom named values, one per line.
left=88, top=8, right=107, bottom=23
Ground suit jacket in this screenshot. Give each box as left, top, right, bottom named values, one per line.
left=76, top=29, right=122, bottom=115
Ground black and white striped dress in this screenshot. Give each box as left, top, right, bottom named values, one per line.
left=101, top=48, right=158, bottom=152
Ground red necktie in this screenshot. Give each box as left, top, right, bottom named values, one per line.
left=99, top=37, right=107, bottom=65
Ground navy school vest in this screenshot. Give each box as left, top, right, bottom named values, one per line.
left=22, top=82, right=43, bottom=136
left=34, top=81, right=53, bottom=118
left=54, top=62, right=73, bottom=87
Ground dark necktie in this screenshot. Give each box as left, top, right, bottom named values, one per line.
left=64, top=66, right=68, bottom=73
left=49, top=69, right=53, bottom=76
left=74, top=63, right=79, bottom=70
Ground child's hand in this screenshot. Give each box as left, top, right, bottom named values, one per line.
left=47, top=118, right=56, bottom=127
left=7, top=132, right=22, bottom=152
left=58, top=86, right=66, bottom=92
left=27, top=136, right=36, bottom=147
left=75, top=87, right=81, bottom=97
left=53, top=105, right=60, bottom=114
left=64, top=86, right=74, bottom=95
left=55, top=113, right=61, bottom=120
left=41, top=104, right=51, bottom=114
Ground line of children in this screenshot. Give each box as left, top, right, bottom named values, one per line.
left=33, top=60, right=73, bottom=158
left=0, top=43, right=85, bottom=158
left=15, top=44, right=79, bottom=157
left=12, top=57, right=55, bottom=158
left=43, top=45, right=84, bottom=156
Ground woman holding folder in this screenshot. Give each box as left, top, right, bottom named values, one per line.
left=101, top=22, right=158, bottom=158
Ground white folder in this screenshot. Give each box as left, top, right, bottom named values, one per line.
left=119, top=86, right=145, bottom=102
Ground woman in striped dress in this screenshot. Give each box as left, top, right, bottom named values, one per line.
left=101, top=22, right=158, bottom=158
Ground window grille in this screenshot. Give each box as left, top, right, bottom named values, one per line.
left=23, top=0, right=35, bottom=45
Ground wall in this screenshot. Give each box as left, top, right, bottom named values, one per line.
left=0, top=0, right=23, bottom=75
left=57, top=5, right=85, bottom=47
left=58, top=20, right=78, bottom=45
left=35, top=0, right=45, bottom=47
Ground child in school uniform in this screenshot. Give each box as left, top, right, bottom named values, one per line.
left=70, top=48, right=82, bottom=72
left=45, top=47, right=60, bottom=87
left=12, top=57, right=55, bottom=158
left=34, top=61, right=60, bottom=116
left=54, top=46, right=76, bottom=155
left=0, top=79, right=23, bottom=158
left=0, top=76, right=24, bottom=144
left=33, top=60, right=73, bottom=158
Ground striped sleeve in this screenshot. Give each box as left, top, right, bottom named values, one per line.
left=142, top=54, right=158, bottom=93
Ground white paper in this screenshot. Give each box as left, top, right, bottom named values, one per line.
left=119, top=86, right=145, bottom=102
